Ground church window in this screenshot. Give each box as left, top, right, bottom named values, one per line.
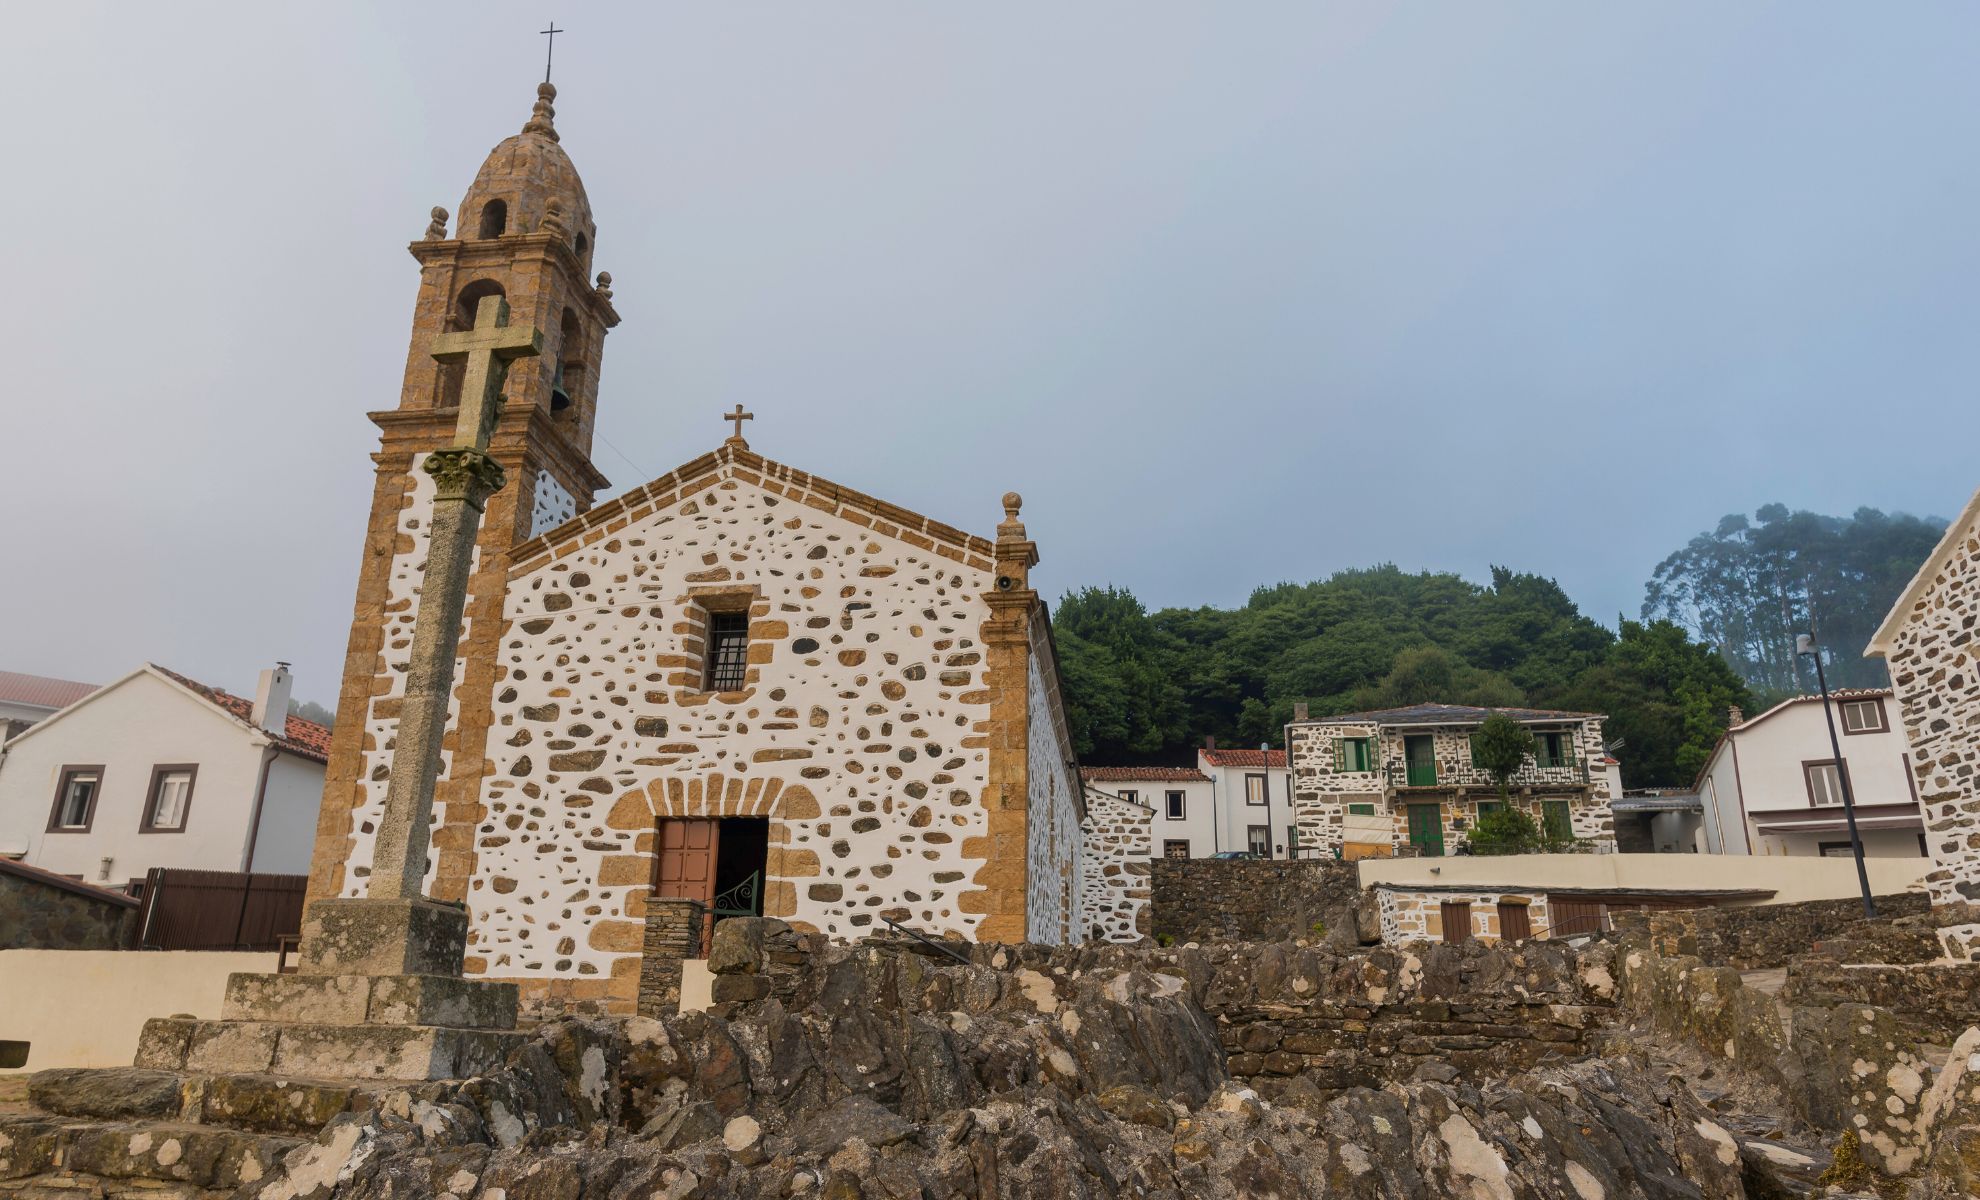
left=573, top=231, right=589, bottom=260
left=477, top=199, right=508, bottom=239
left=704, top=611, right=751, bottom=692
left=48, top=766, right=102, bottom=831
left=142, top=765, right=197, bottom=833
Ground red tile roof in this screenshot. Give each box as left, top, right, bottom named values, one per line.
left=152, top=665, right=333, bottom=763
left=1199, top=748, right=1287, bottom=769
left=1081, top=765, right=1212, bottom=783
left=0, top=669, right=99, bottom=712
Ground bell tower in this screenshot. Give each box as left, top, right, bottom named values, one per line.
left=308, top=81, right=620, bottom=905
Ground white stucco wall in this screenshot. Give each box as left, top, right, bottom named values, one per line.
left=1697, top=697, right=1920, bottom=857
left=1108, top=779, right=1216, bottom=857
left=248, top=752, right=329, bottom=874
left=0, top=950, right=277, bottom=1071
left=0, top=672, right=319, bottom=882
left=1201, top=758, right=1295, bottom=858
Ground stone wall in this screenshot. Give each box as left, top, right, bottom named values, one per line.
left=1875, top=490, right=1980, bottom=944
left=1079, top=788, right=1151, bottom=943
left=1375, top=887, right=1553, bottom=943
left=0, top=861, right=135, bottom=950
left=1621, top=890, right=1929, bottom=970
left=1149, top=859, right=1361, bottom=945
left=635, top=897, right=706, bottom=1017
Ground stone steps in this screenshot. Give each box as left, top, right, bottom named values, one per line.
left=22, top=1067, right=402, bottom=1138
left=0, top=1114, right=301, bottom=1196
left=134, top=1016, right=523, bottom=1082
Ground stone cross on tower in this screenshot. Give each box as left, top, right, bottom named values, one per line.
left=368, top=296, right=542, bottom=901
left=723, top=403, right=754, bottom=446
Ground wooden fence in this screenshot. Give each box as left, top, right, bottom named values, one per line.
left=133, top=869, right=307, bottom=951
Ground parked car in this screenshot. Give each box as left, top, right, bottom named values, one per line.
left=1208, top=850, right=1257, bottom=860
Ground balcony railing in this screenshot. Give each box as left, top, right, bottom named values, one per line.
left=1384, top=753, right=1589, bottom=789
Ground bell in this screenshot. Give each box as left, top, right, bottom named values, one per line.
left=550, top=362, right=573, bottom=412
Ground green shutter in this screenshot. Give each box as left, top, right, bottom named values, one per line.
left=1469, top=735, right=1482, bottom=768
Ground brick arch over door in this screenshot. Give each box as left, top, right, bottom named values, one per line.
left=601, top=775, right=821, bottom=924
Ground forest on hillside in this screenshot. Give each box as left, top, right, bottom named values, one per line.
left=1054, top=505, right=1943, bottom=789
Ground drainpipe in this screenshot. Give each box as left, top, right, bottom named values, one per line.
left=239, top=746, right=280, bottom=873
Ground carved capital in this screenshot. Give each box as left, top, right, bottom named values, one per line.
left=425, top=447, right=507, bottom=505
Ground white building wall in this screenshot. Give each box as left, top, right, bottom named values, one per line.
left=1104, top=779, right=1216, bottom=858
left=1201, top=758, right=1296, bottom=859
left=247, top=753, right=329, bottom=874
left=0, top=672, right=315, bottom=882
left=1700, top=698, right=1921, bottom=857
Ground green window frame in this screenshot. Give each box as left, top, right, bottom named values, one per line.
left=1542, top=800, right=1572, bottom=842
left=1347, top=803, right=1375, bottom=816
left=1334, top=737, right=1375, bottom=772
left=1475, top=800, right=1502, bottom=819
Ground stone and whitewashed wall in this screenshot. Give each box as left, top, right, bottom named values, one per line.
left=1877, top=496, right=1980, bottom=953
left=1288, top=722, right=1380, bottom=856
left=1079, top=789, right=1151, bottom=943
left=1288, top=719, right=1615, bottom=856
left=465, top=464, right=1001, bottom=984
left=1375, top=887, right=1553, bottom=944
left=337, top=452, right=468, bottom=897
left=528, top=469, right=578, bottom=539
left=1023, top=630, right=1082, bottom=944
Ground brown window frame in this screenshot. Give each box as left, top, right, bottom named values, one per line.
left=1165, top=790, right=1186, bottom=820
left=1162, top=839, right=1191, bottom=860
left=1244, top=772, right=1268, bottom=806
left=1817, top=840, right=1855, bottom=858
left=1803, top=758, right=1852, bottom=808
left=685, top=589, right=760, bottom=696
left=1246, top=824, right=1271, bottom=856
left=1838, top=697, right=1889, bottom=736
left=140, top=763, right=199, bottom=834
left=47, top=765, right=106, bottom=833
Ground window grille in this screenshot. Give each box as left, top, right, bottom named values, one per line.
left=704, top=611, right=750, bottom=691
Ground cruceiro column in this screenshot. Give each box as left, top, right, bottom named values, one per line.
left=368, top=295, right=541, bottom=900
left=127, top=297, right=544, bottom=1082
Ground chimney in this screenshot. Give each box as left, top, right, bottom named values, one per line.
left=1204, top=735, right=1217, bottom=751
left=1727, top=704, right=1744, bottom=729
left=1292, top=701, right=1310, bottom=723
left=253, top=663, right=293, bottom=735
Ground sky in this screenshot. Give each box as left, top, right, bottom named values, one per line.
left=3, top=3, right=1976, bottom=708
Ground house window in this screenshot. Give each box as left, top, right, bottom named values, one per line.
left=1335, top=737, right=1375, bottom=772
left=1542, top=800, right=1573, bottom=842
left=1119, top=789, right=1138, bottom=806
left=1818, top=841, right=1855, bottom=858
left=1163, top=839, right=1190, bottom=860
left=703, top=611, right=750, bottom=691
left=49, top=767, right=103, bottom=832
left=1245, top=773, right=1268, bottom=806
left=1348, top=803, right=1376, bottom=816
left=1165, top=790, right=1185, bottom=819
left=1477, top=800, right=1503, bottom=820
left=1805, top=760, right=1850, bottom=807
left=1840, top=699, right=1888, bottom=735
left=143, top=765, right=197, bottom=832
left=1534, top=732, right=1572, bottom=769
left=1286, top=825, right=1297, bottom=856
left=1246, top=825, right=1270, bottom=857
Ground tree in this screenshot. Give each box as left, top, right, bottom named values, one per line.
left=288, top=698, right=336, bottom=730
left=1050, top=587, right=1189, bottom=760
left=1550, top=619, right=1752, bottom=787
left=1467, top=805, right=1543, bottom=856
left=1471, top=712, right=1535, bottom=804
left=1643, top=505, right=1944, bottom=693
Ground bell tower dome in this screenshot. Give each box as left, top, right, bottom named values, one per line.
left=307, top=79, right=620, bottom=906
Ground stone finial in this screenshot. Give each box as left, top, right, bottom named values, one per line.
left=523, top=81, right=560, bottom=142
left=1728, top=705, right=1744, bottom=728
left=595, top=271, right=613, bottom=301
left=998, top=492, right=1026, bottom=540
left=424, top=206, right=450, bottom=240
left=541, top=198, right=568, bottom=239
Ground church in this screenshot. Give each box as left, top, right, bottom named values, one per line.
left=305, top=80, right=1090, bottom=1009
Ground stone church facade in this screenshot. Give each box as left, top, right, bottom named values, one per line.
left=307, top=82, right=1083, bottom=1008
left=1869, top=483, right=1980, bottom=958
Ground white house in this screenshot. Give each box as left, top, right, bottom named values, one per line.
left=0, top=670, right=98, bottom=744
left=1080, top=766, right=1216, bottom=860
left=1198, top=745, right=1296, bottom=859
left=0, top=664, right=330, bottom=887
left=1694, top=690, right=1926, bottom=859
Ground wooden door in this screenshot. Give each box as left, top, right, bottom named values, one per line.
left=1407, top=804, right=1445, bottom=857
left=1440, top=901, right=1472, bottom=943
left=1548, top=897, right=1604, bottom=938
left=654, top=819, right=720, bottom=901
left=1497, top=901, right=1532, bottom=941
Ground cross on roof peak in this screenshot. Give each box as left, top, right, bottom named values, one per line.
left=723, top=404, right=754, bottom=446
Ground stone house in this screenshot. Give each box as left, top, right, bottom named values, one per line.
left=1867, top=481, right=1980, bottom=951
left=1692, top=689, right=1927, bottom=859
left=1077, top=786, right=1152, bottom=942
left=1079, top=766, right=1214, bottom=860
left=1286, top=704, right=1616, bottom=859
left=0, top=663, right=328, bottom=886
left=0, top=670, right=97, bottom=745
left=307, top=80, right=1086, bottom=1011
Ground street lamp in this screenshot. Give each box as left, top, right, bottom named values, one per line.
left=1797, top=633, right=1877, bottom=919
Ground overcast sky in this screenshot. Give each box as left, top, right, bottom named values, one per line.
left=3, top=3, right=1976, bottom=707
